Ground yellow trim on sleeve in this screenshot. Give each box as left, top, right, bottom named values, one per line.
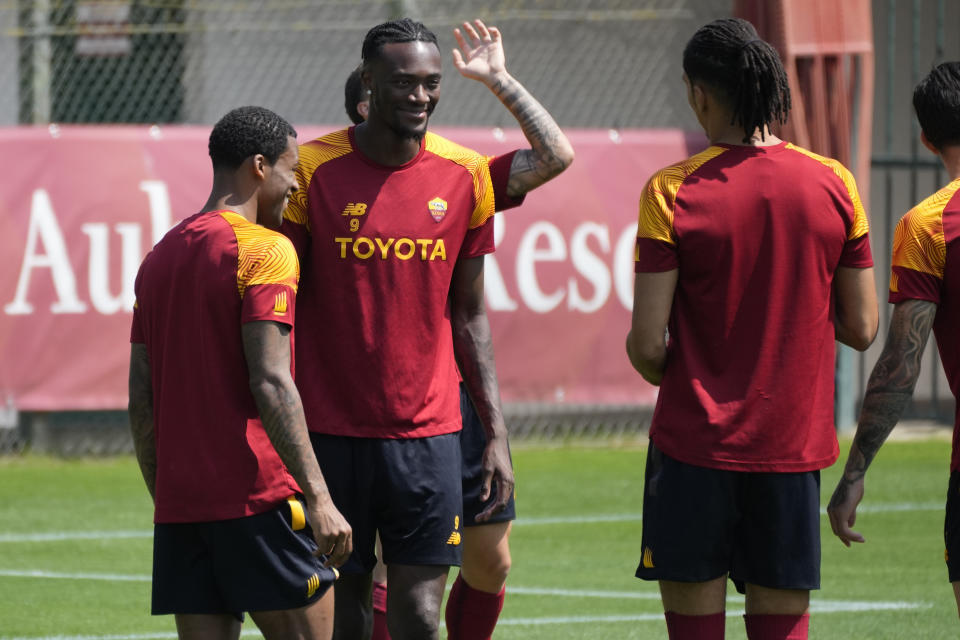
left=637, top=146, right=727, bottom=247
left=220, top=212, right=299, bottom=298
left=284, top=129, right=355, bottom=230
left=784, top=143, right=869, bottom=240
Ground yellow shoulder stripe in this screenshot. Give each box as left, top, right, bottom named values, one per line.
left=785, top=143, right=869, bottom=240
left=220, top=212, right=299, bottom=298
left=637, top=146, right=727, bottom=247
left=424, top=132, right=496, bottom=230
left=284, top=129, right=354, bottom=229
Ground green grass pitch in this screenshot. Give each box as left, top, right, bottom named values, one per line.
left=0, top=436, right=957, bottom=639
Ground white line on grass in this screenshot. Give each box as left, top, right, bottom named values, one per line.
left=0, top=530, right=152, bottom=543
left=0, top=501, right=944, bottom=543
left=0, top=569, right=932, bottom=615
left=0, top=599, right=931, bottom=640
left=0, top=569, right=150, bottom=582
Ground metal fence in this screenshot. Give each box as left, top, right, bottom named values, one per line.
left=2, top=0, right=731, bottom=128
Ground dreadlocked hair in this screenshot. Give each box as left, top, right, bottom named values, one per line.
left=361, top=17, right=438, bottom=63
left=683, top=18, right=791, bottom=143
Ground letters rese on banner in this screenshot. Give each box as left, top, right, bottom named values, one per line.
left=0, top=126, right=698, bottom=410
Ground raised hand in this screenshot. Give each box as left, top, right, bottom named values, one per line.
left=452, top=19, right=506, bottom=84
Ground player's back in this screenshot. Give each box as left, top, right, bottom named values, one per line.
left=637, top=142, right=872, bottom=472
left=132, top=210, right=300, bottom=523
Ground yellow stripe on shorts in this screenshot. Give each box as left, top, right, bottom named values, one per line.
left=288, top=497, right=306, bottom=531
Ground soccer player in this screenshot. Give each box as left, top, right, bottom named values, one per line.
left=285, top=17, right=574, bottom=640
left=626, top=18, right=878, bottom=640
left=341, top=53, right=527, bottom=640
left=128, top=106, right=352, bottom=640
left=344, top=66, right=369, bottom=125
left=827, top=62, right=960, bottom=616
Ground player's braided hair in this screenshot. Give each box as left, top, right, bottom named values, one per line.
left=208, top=105, right=296, bottom=169
left=913, top=61, right=960, bottom=150
left=344, top=66, right=366, bottom=125
left=683, top=18, right=791, bottom=143
left=361, top=17, right=438, bottom=64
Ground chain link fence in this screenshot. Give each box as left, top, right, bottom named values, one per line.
left=2, top=0, right=731, bottom=128
left=2, top=0, right=736, bottom=454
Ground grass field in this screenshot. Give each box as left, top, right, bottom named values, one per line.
left=0, top=436, right=957, bottom=639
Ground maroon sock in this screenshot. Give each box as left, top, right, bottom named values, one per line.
left=744, top=613, right=809, bottom=640
left=371, top=580, right=391, bottom=640
left=664, top=611, right=725, bottom=640
left=444, top=573, right=505, bottom=640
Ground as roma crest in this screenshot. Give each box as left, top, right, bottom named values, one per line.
left=428, top=197, right=447, bottom=223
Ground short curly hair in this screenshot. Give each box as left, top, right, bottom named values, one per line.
left=208, top=106, right=297, bottom=169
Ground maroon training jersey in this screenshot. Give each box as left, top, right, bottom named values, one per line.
left=131, top=210, right=301, bottom=523
left=888, top=178, right=960, bottom=471
left=283, top=127, right=521, bottom=439
left=635, top=142, right=873, bottom=472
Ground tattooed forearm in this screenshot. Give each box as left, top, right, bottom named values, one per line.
left=488, top=73, right=574, bottom=196
left=243, top=321, right=327, bottom=500
left=128, top=344, right=157, bottom=500
left=842, top=299, right=937, bottom=481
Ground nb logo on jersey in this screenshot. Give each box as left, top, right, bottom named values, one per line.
left=342, top=202, right=368, bottom=217
left=306, top=573, right=321, bottom=599
left=428, top=197, right=447, bottom=223
left=335, top=237, right=447, bottom=261
left=273, top=291, right=288, bottom=315
left=642, top=546, right=655, bottom=569
left=446, top=515, right=462, bottom=546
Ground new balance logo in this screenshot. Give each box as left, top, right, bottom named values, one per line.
left=273, top=291, right=288, bottom=315
left=642, top=546, right=655, bottom=569
left=306, top=573, right=321, bottom=599
left=342, top=202, right=368, bottom=217
left=446, top=515, right=462, bottom=546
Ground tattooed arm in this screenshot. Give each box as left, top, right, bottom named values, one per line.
left=450, top=256, right=514, bottom=523
left=452, top=19, right=575, bottom=196
left=827, top=299, right=937, bottom=546
left=242, top=320, right=352, bottom=566
left=129, top=343, right=157, bottom=501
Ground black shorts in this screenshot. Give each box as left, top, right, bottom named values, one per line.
left=636, top=443, right=821, bottom=592
left=460, top=384, right=517, bottom=526
left=311, top=432, right=463, bottom=574
left=152, top=497, right=336, bottom=617
left=944, top=471, right=960, bottom=581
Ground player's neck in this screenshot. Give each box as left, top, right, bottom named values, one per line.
left=202, top=176, right=257, bottom=223
left=354, top=120, right=423, bottom=166
left=708, top=122, right=781, bottom=147
left=940, top=145, right=960, bottom=181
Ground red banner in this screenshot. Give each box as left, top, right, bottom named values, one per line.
left=0, top=125, right=704, bottom=410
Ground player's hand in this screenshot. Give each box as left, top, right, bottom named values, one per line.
left=307, top=496, right=353, bottom=568
left=476, top=435, right=514, bottom=523
left=452, top=19, right=507, bottom=85
left=826, top=475, right=866, bottom=547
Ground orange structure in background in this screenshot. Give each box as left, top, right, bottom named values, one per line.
left=735, top=0, right=874, bottom=203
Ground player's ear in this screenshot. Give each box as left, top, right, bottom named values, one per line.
left=250, top=153, right=268, bottom=180
left=920, top=130, right=939, bottom=155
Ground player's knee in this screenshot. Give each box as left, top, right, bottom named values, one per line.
left=388, top=598, right=441, bottom=640
left=464, top=547, right=511, bottom=590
